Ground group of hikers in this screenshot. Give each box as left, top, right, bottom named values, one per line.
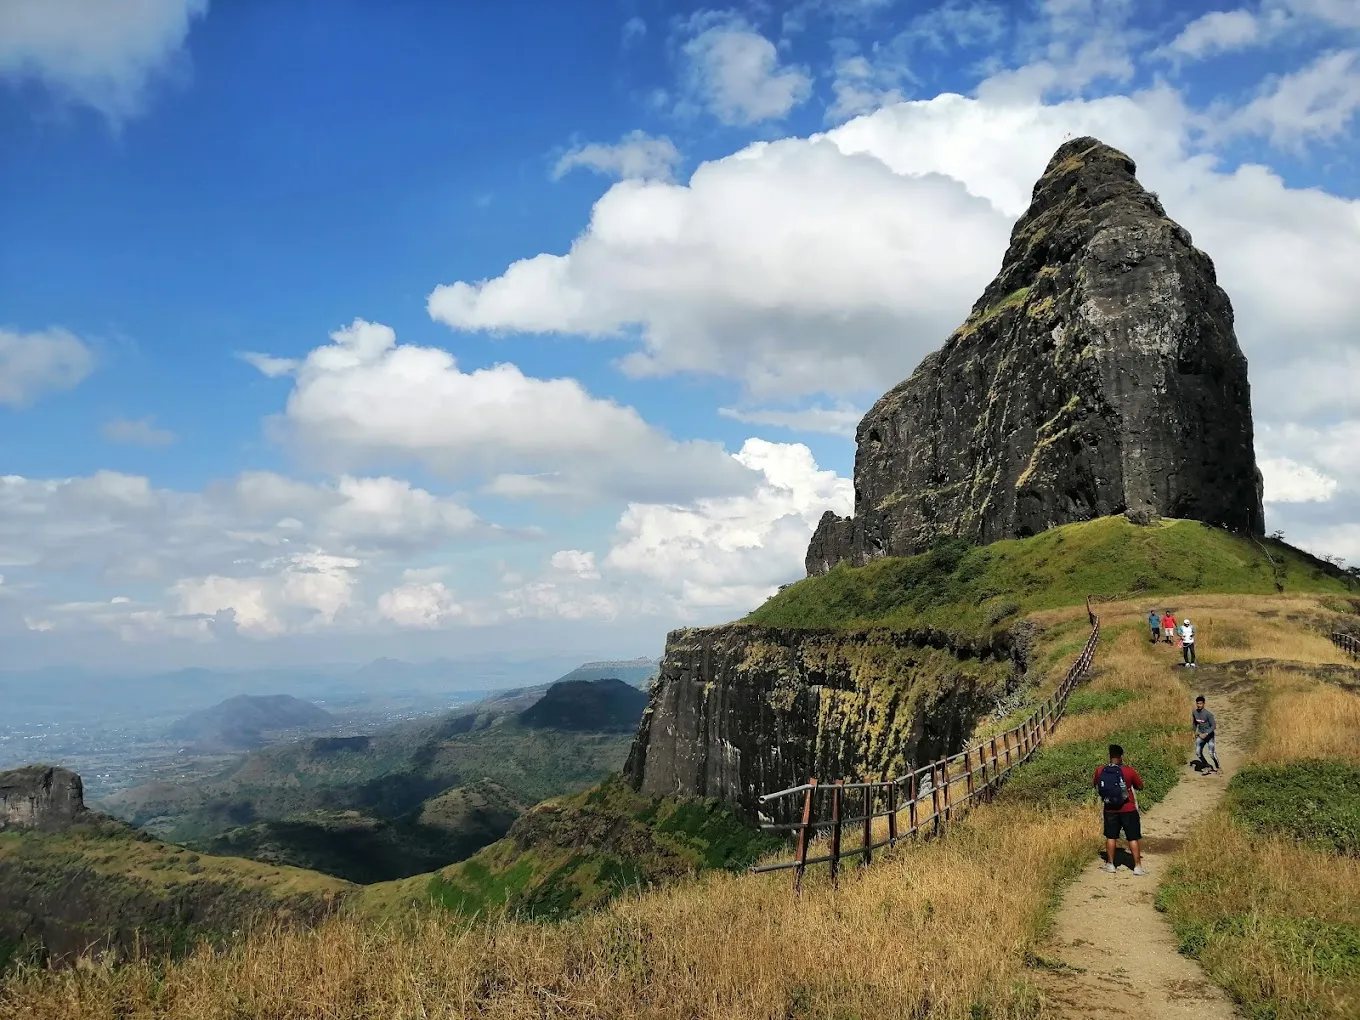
left=1092, top=694, right=1220, bottom=874
left=1148, top=608, right=1197, bottom=666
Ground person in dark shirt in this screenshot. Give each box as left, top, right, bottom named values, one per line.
left=1192, top=695, right=1220, bottom=773
left=1093, top=743, right=1146, bottom=875
left=1148, top=610, right=1160, bottom=644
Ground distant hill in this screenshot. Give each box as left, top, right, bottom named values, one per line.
left=102, top=673, right=648, bottom=882
left=168, top=694, right=333, bottom=751
left=552, top=658, right=658, bottom=688
left=519, top=677, right=649, bottom=732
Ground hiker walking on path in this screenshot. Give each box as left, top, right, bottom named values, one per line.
left=1095, top=744, right=1145, bottom=875
left=1148, top=610, right=1160, bottom=644
left=1161, top=609, right=1175, bottom=644
left=1180, top=618, right=1197, bottom=667
left=1193, top=695, right=1220, bottom=773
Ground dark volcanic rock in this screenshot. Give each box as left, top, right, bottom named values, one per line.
left=625, top=624, right=1022, bottom=821
left=807, top=137, right=1264, bottom=575
left=519, top=677, right=649, bottom=732
left=0, top=765, right=86, bottom=832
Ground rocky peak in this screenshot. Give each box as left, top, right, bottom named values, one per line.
left=807, top=136, right=1263, bottom=575
left=0, top=765, right=87, bottom=832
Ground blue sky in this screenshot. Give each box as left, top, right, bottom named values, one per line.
left=1, top=0, right=1358, bottom=671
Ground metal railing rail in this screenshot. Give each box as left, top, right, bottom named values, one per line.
left=751, top=597, right=1104, bottom=891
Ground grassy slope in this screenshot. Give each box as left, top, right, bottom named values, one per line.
left=356, top=776, right=780, bottom=922
left=1158, top=663, right=1360, bottom=1020
left=194, top=781, right=529, bottom=884
left=748, top=517, right=1353, bottom=635
left=0, top=816, right=351, bottom=966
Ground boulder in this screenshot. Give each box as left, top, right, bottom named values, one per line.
left=0, top=765, right=86, bottom=832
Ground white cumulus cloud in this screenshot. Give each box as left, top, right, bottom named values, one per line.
left=553, top=131, right=681, bottom=182
left=0, top=0, right=208, bottom=120
left=0, top=326, right=94, bottom=406
left=261, top=318, right=756, bottom=502
left=1260, top=457, right=1339, bottom=503
left=377, top=580, right=464, bottom=629
left=681, top=16, right=812, bottom=125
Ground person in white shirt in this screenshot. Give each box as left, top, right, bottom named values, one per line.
left=1180, top=618, right=1196, bottom=667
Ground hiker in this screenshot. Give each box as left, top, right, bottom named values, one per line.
left=1094, top=743, right=1146, bottom=875
left=1193, top=695, right=1220, bottom=773
left=1148, top=609, right=1160, bottom=644
left=1162, top=609, right=1176, bottom=644
left=1180, top=618, right=1196, bottom=667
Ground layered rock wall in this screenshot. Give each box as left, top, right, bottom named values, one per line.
left=624, top=624, right=1024, bottom=821
left=807, top=137, right=1263, bottom=574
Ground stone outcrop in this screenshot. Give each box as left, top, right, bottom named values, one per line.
left=0, top=765, right=86, bottom=832
left=624, top=623, right=1026, bottom=821
left=807, top=137, right=1264, bottom=575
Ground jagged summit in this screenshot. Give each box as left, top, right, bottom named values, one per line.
left=807, top=136, right=1263, bottom=575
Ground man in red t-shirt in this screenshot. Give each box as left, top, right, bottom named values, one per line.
left=1093, top=743, right=1146, bottom=875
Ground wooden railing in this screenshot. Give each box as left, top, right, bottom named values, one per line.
left=751, top=598, right=1103, bottom=890
left=1333, top=632, right=1360, bottom=659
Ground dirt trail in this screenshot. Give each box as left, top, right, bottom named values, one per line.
left=1034, top=675, right=1254, bottom=1020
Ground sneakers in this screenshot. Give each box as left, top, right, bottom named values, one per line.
left=1102, top=862, right=1117, bottom=873
left=1133, top=866, right=1147, bottom=876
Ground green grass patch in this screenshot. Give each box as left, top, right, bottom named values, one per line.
left=999, top=727, right=1183, bottom=812
left=748, top=517, right=1354, bottom=637
left=371, top=777, right=781, bottom=923
left=1064, top=689, right=1139, bottom=715
left=1228, top=760, right=1360, bottom=856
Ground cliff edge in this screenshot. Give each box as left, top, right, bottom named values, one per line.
left=807, top=136, right=1263, bottom=575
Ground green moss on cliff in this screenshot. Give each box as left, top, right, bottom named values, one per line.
left=752, top=517, right=1355, bottom=635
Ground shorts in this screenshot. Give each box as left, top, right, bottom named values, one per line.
left=1103, top=810, right=1142, bottom=841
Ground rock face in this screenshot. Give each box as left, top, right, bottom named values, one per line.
left=625, top=623, right=1025, bottom=821
left=0, top=765, right=86, bottom=832
left=807, top=137, right=1263, bottom=575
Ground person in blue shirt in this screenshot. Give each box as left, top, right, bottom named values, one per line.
left=1148, top=610, right=1160, bottom=644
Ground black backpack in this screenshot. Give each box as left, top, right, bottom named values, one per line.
left=1097, top=764, right=1128, bottom=810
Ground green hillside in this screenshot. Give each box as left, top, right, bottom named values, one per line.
left=749, top=517, right=1355, bottom=635
left=358, top=776, right=778, bottom=922
left=193, top=780, right=527, bottom=884
left=0, top=816, right=351, bottom=965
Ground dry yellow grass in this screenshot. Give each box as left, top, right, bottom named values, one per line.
left=1157, top=645, right=1360, bottom=1020
left=1255, top=668, right=1360, bottom=765
left=3, top=801, right=1094, bottom=1019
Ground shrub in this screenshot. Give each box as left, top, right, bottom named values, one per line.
left=1228, top=760, right=1360, bottom=856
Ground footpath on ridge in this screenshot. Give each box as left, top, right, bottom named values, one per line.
left=1033, top=673, right=1252, bottom=1020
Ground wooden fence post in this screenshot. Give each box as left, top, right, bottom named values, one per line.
left=862, top=785, right=873, bottom=867
left=1003, top=730, right=1012, bottom=770
left=942, top=758, right=953, bottom=829
left=965, top=748, right=975, bottom=805
left=931, top=762, right=942, bottom=835
left=989, top=738, right=999, bottom=797
left=887, top=781, right=898, bottom=846
left=829, top=780, right=844, bottom=888
left=792, top=778, right=817, bottom=894
left=908, top=770, right=919, bottom=836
